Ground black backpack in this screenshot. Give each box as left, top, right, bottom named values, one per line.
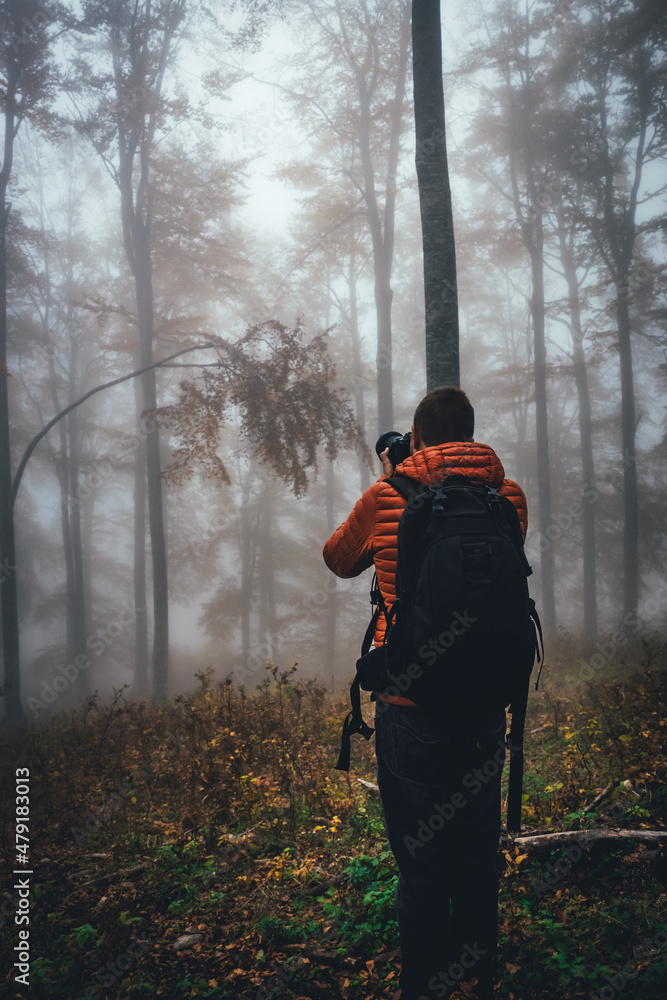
left=334, top=473, right=543, bottom=832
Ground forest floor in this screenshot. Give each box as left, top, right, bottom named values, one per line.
left=1, top=641, right=667, bottom=1000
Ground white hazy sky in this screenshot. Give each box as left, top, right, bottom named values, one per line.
left=210, top=6, right=474, bottom=238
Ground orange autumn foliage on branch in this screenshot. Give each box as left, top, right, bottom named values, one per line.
left=157, top=319, right=370, bottom=495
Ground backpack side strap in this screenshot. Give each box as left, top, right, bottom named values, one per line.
left=335, top=675, right=375, bottom=772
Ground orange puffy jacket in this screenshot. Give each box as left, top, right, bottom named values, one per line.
left=323, top=441, right=528, bottom=707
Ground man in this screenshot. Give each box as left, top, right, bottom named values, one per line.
left=322, top=386, right=528, bottom=1000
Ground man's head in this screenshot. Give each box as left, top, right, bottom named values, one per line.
left=412, top=386, right=474, bottom=450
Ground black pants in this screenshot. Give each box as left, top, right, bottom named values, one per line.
left=374, top=700, right=506, bottom=1000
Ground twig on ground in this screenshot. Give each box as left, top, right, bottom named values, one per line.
left=582, top=779, right=621, bottom=816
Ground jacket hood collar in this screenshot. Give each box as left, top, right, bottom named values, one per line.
left=392, top=441, right=505, bottom=487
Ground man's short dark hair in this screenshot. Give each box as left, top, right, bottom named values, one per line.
left=413, top=386, right=475, bottom=445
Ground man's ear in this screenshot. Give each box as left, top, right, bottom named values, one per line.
left=411, top=424, right=422, bottom=452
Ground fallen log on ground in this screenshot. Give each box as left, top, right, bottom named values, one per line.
left=512, top=828, right=667, bottom=850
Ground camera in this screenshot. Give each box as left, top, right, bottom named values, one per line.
left=375, top=430, right=412, bottom=469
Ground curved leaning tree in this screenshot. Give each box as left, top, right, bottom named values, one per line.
left=412, top=0, right=459, bottom=389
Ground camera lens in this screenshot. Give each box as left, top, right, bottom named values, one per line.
left=375, top=431, right=412, bottom=468
left=375, top=430, right=403, bottom=460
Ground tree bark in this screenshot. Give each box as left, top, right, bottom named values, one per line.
left=412, top=0, right=459, bottom=390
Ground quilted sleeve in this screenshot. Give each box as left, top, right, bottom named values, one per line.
left=500, top=478, right=528, bottom=541
left=323, top=482, right=379, bottom=578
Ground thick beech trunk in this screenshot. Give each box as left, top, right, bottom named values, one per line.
left=412, top=0, right=459, bottom=389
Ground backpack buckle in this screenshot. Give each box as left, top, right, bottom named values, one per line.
left=485, top=485, right=502, bottom=511
left=432, top=486, right=448, bottom=516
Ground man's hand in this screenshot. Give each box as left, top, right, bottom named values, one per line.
left=380, top=448, right=394, bottom=477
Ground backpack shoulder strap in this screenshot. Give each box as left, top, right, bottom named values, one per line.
left=385, top=473, right=424, bottom=503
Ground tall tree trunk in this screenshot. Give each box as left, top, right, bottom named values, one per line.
left=258, top=478, right=277, bottom=664
left=67, top=354, right=88, bottom=694
left=412, top=0, right=460, bottom=390
left=597, top=55, right=645, bottom=619
left=0, top=57, right=23, bottom=723
left=347, top=249, right=370, bottom=492
left=324, top=460, right=337, bottom=691
left=53, top=379, right=77, bottom=661
left=351, top=1, right=410, bottom=433
left=133, top=373, right=149, bottom=694
left=0, top=201, right=22, bottom=725
left=616, top=285, right=638, bottom=618
left=501, top=42, right=556, bottom=633
left=82, top=476, right=93, bottom=638
left=136, top=252, right=169, bottom=703
left=239, top=471, right=252, bottom=673
left=111, top=23, right=171, bottom=703
left=47, top=319, right=88, bottom=686
left=358, top=109, right=393, bottom=434
left=558, top=218, right=598, bottom=641
left=118, top=154, right=170, bottom=701
left=527, top=231, right=556, bottom=634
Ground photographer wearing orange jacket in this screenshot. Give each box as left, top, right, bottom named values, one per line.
left=323, top=386, right=529, bottom=1000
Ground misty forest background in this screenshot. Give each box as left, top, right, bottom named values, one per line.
left=1, top=0, right=665, bottom=720
left=1, top=1, right=667, bottom=998
left=0, top=0, right=667, bottom=1000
